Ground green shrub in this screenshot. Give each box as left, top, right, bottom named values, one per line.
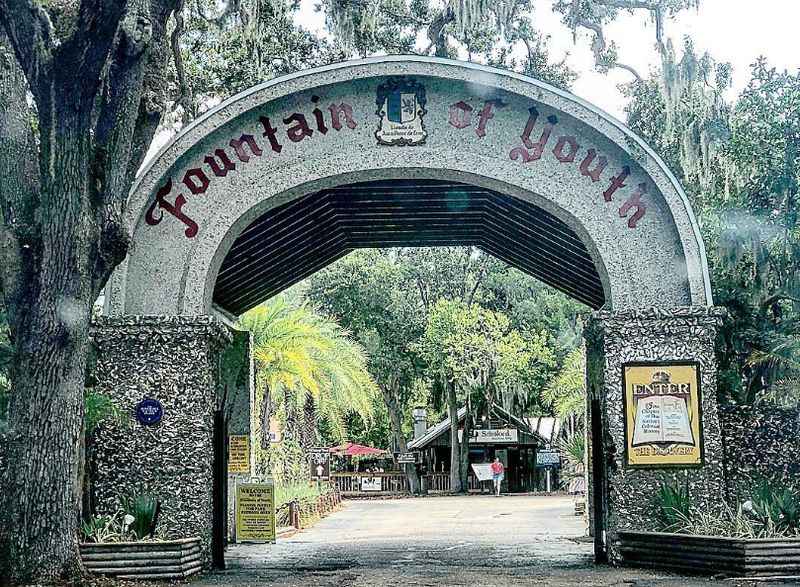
left=657, top=480, right=691, bottom=531
left=81, top=514, right=123, bottom=543
left=750, top=480, right=800, bottom=534
left=120, top=493, right=160, bottom=539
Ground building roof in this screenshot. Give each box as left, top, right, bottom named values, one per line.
left=524, top=417, right=561, bottom=444
left=408, top=404, right=546, bottom=450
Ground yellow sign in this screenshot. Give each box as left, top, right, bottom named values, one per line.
left=623, top=363, right=703, bottom=468
left=236, top=483, right=276, bottom=542
left=228, top=435, right=250, bottom=474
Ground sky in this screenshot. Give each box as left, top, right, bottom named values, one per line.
left=144, top=1, right=798, bottom=164
left=295, top=0, right=800, bottom=121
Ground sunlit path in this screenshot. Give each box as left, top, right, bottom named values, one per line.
left=193, top=496, right=740, bottom=586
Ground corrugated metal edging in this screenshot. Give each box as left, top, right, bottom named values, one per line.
left=617, top=531, right=800, bottom=578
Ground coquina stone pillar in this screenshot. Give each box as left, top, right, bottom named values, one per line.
left=90, top=315, right=232, bottom=567
left=584, top=307, right=727, bottom=564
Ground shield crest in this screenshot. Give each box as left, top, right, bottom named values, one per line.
left=387, top=92, right=417, bottom=123
left=375, top=77, right=427, bottom=146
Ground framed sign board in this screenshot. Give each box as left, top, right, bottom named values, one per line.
left=228, top=435, right=250, bottom=474
left=308, top=447, right=330, bottom=480
left=236, top=482, right=276, bottom=543
left=622, top=362, right=704, bottom=468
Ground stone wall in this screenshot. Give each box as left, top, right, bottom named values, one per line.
left=90, top=315, right=232, bottom=567
left=585, top=306, right=727, bottom=563
left=721, top=405, right=800, bottom=501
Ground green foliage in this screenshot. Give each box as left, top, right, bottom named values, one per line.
left=80, top=515, right=123, bottom=544
left=544, top=348, right=585, bottom=424
left=657, top=480, right=691, bottom=531
left=257, top=438, right=309, bottom=487
left=670, top=503, right=761, bottom=538
left=656, top=479, right=800, bottom=538
left=275, top=482, right=327, bottom=509
left=120, top=493, right=160, bottom=540
left=750, top=481, right=800, bottom=535
left=239, top=296, right=378, bottom=450
left=84, top=390, right=123, bottom=436
left=416, top=298, right=554, bottom=416
left=625, top=53, right=800, bottom=407
left=307, top=247, right=582, bottom=449
left=558, top=431, right=584, bottom=469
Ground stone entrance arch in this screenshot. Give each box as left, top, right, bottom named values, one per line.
left=91, top=56, right=725, bottom=570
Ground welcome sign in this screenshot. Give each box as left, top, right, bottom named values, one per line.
left=623, top=362, right=704, bottom=468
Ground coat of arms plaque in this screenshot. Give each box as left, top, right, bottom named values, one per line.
left=375, top=78, right=427, bottom=146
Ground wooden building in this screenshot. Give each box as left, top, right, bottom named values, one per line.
left=407, top=405, right=561, bottom=493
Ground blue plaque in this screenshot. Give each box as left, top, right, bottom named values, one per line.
left=135, top=398, right=163, bottom=425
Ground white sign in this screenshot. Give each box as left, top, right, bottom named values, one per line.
left=360, top=477, right=382, bottom=491
left=470, top=428, right=518, bottom=444
left=471, top=463, right=494, bottom=482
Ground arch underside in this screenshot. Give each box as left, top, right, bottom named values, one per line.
left=213, top=179, right=605, bottom=315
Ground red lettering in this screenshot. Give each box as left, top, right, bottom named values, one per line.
left=328, top=102, right=357, bottom=131
left=509, top=107, right=558, bottom=163
left=229, top=134, right=263, bottom=162
left=603, top=166, right=630, bottom=202
left=448, top=101, right=473, bottom=129
left=476, top=100, right=503, bottom=138
left=311, top=95, right=328, bottom=134
left=619, top=183, right=647, bottom=228
left=553, top=136, right=579, bottom=163
left=283, top=112, right=313, bottom=143
left=579, top=149, right=607, bottom=182
left=182, top=168, right=209, bottom=195
left=145, top=179, right=199, bottom=238
left=259, top=116, right=283, bottom=153
left=204, top=148, right=235, bottom=177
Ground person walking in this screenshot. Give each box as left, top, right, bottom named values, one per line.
left=490, top=457, right=505, bottom=496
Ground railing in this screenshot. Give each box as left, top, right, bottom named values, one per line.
left=425, top=473, right=488, bottom=493
left=279, top=490, right=343, bottom=530
left=331, top=472, right=409, bottom=495
left=332, top=472, right=491, bottom=496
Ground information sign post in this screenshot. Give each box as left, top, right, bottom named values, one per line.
left=235, top=482, right=276, bottom=543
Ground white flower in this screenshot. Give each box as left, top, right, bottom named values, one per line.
left=742, top=500, right=753, bottom=512
left=123, top=514, right=135, bottom=528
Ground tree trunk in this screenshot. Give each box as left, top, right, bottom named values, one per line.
left=0, top=2, right=176, bottom=581
left=301, top=394, right=317, bottom=451
left=1, top=103, right=98, bottom=581
left=381, top=385, right=420, bottom=494
left=259, top=384, right=272, bottom=450
left=446, top=380, right=462, bottom=493
left=2, top=302, right=94, bottom=582
left=459, top=409, right=472, bottom=492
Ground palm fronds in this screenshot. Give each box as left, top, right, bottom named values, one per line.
left=239, top=296, right=378, bottom=448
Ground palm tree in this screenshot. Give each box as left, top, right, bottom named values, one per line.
left=544, top=347, right=586, bottom=436
left=746, top=333, right=800, bottom=407
left=239, top=297, right=377, bottom=454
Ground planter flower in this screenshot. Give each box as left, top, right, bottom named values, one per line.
left=79, top=493, right=203, bottom=579
left=618, top=480, right=800, bottom=578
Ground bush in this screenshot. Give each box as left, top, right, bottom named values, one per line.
left=120, top=493, right=160, bottom=540
left=659, top=479, right=800, bottom=538
left=749, top=480, right=800, bottom=534
left=80, top=514, right=124, bottom=543
left=657, top=480, right=691, bottom=531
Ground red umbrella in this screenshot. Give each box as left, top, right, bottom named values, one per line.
left=328, top=442, right=389, bottom=457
